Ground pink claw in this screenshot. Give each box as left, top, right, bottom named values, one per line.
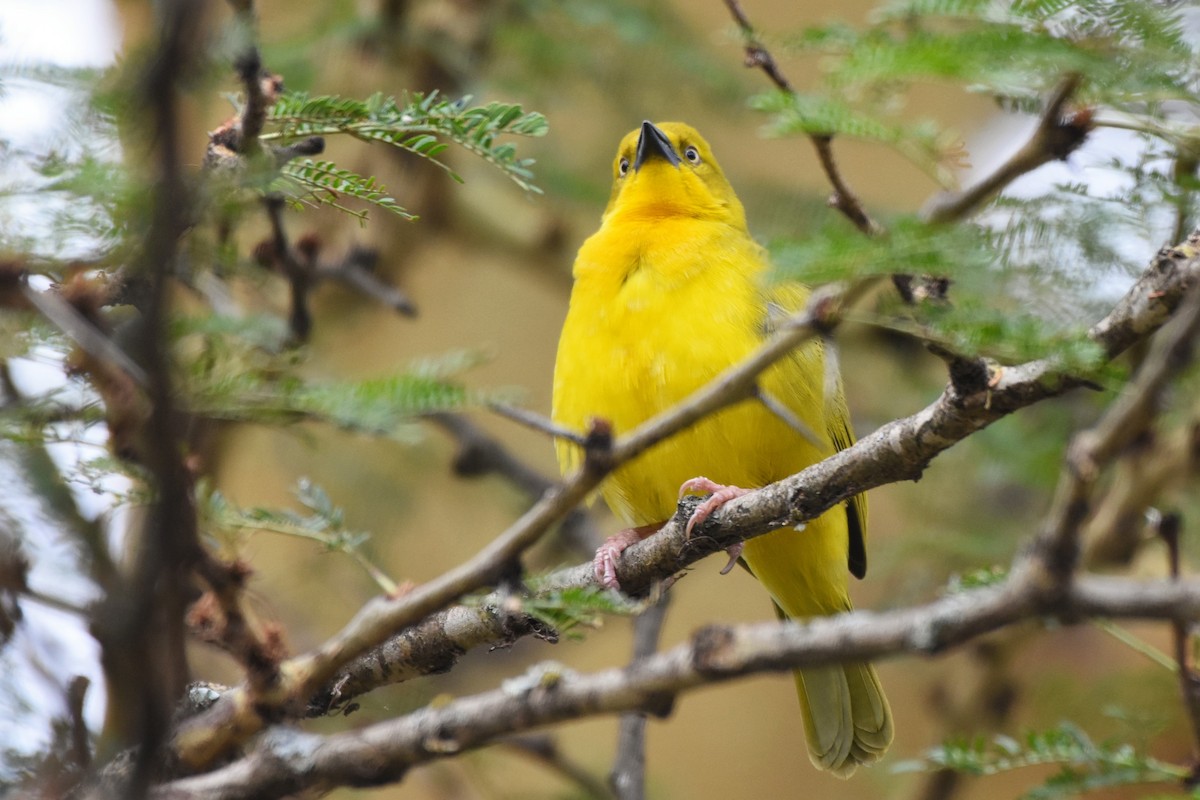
left=679, top=477, right=750, bottom=577
left=719, top=542, right=744, bottom=575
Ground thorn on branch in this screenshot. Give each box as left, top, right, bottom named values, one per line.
left=583, top=418, right=616, bottom=475
left=926, top=343, right=991, bottom=397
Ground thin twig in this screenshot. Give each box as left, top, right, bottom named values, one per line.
left=488, top=401, right=588, bottom=446
left=502, top=736, right=614, bottom=800
left=753, top=385, right=823, bottom=449
left=1160, top=513, right=1200, bottom=761
left=723, top=0, right=882, bottom=236
left=20, top=284, right=148, bottom=387
left=1024, top=279, right=1200, bottom=581
left=611, top=594, right=671, bottom=800
left=258, top=207, right=415, bottom=337
left=1172, top=152, right=1197, bottom=245
left=922, top=74, right=1090, bottom=224
left=317, top=246, right=417, bottom=317
left=429, top=412, right=602, bottom=556
left=1084, top=422, right=1199, bottom=566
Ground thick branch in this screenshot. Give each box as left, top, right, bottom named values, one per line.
left=91, top=3, right=207, bottom=795
left=306, top=231, right=1200, bottom=714
left=153, top=573, right=1200, bottom=800
left=169, top=276, right=848, bottom=769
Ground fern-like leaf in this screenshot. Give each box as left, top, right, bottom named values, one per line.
left=186, top=350, right=497, bottom=439
left=265, top=91, right=548, bottom=193
left=275, top=159, right=412, bottom=222
left=895, top=723, right=1189, bottom=799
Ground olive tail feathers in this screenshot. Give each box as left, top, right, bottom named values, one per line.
left=794, top=662, right=893, bottom=777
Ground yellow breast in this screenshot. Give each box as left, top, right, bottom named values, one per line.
left=552, top=213, right=828, bottom=526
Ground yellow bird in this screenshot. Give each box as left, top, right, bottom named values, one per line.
left=552, top=121, right=892, bottom=776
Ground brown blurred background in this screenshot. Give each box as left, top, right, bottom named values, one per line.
left=110, top=0, right=1188, bottom=796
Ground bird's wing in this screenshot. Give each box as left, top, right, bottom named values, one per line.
left=826, top=397, right=868, bottom=579
left=765, top=282, right=868, bottom=579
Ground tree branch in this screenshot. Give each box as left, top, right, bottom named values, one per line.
left=611, top=594, right=670, bottom=800
left=294, top=232, right=1199, bottom=727
left=90, top=3, right=208, bottom=795
left=153, top=573, right=1200, bottom=800
left=922, top=74, right=1092, bottom=224
left=169, top=276, right=854, bottom=769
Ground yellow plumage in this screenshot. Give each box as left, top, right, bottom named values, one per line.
left=552, top=121, right=892, bottom=775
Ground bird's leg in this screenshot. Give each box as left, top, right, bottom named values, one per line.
left=594, top=522, right=665, bottom=590
left=679, top=476, right=750, bottom=576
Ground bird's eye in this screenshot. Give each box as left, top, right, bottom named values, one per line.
left=618, top=157, right=630, bottom=177
left=684, top=146, right=701, bottom=164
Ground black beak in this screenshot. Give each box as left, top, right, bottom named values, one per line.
left=633, top=121, right=680, bottom=171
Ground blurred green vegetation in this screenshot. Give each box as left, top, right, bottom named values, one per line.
left=3, top=0, right=1200, bottom=798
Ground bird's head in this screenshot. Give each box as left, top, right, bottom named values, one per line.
left=602, top=121, right=747, bottom=230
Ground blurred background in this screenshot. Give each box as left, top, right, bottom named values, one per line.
left=1, top=0, right=1195, bottom=798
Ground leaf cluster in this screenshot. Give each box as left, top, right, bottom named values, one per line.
left=516, top=585, right=647, bottom=639
left=770, top=215, right=1108, bottom=370
left=896, top=722, right=1194, bottom=799
left=204, top=479, right=395, bottom=593
left=180, top=329, right=498, bottom=440
left=265, top=91, right=548, bottom=220
left=754, top=0, right=1195, bottom=180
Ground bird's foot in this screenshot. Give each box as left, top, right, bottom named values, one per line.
left=719, top=542, right=744, bottom=575
left=593, top=522, right=665, bottom=590
left=679, top=477, right=750, bottom=576
left=679, top=476, right=751, bottom=537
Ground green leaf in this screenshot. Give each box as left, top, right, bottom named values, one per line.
left=204, top=480, right=395, bottom=593
left=516, top=585, right=648, bottom=639
left=750, top=91, right=965, bottom=185
left=186, top=350, right=496, bottom=439
left=769, top=215, right=993, bottom=284
left=898, top=722, right=1190, bottom=799
left=265, top=91, right=548, bottom=193
left=276, top=159, right=413, bottom=222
